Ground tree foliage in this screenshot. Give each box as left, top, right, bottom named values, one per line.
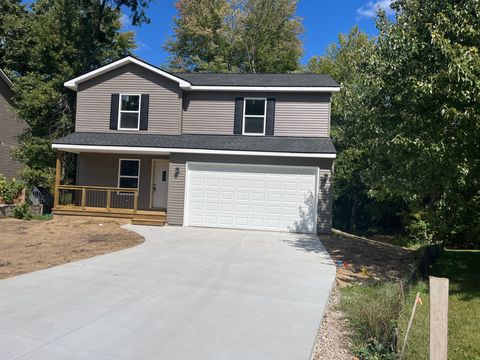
left=166, top=0, right=303, bottom=73
left=366, top=0, right=480, bottom=246
left=0, top=0, right=151, bottom=188
left=308, top=27, right=406, bottom=233
left=309, top=1, right=480, bottom=246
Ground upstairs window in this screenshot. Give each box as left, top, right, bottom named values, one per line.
left=118, top=159, right=140, bottom=189
left=118, top=94, right=141, bottom=130
left=243, top=98, right=266, bottom=135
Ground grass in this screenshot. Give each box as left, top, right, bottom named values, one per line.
left=398, top=249, right=480, bottom=359
left=30, top=213, right=53, bottom=221
left=340, top=281, right=404, bottom=355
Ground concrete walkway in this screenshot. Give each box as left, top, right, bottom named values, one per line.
left=0, top=226, right=335, bottom=360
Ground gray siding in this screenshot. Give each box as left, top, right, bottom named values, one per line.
left=75, top=63, right=182, bottom=134
left=76, top=153, right=168, bottom=210
left=317, top=168, right=333, bottom=233
left=0, top=77, right=27, bottom=179
left=166, top=153, right=334, bottom=230
left=166, top=161, right=186, bottom=225
left=182, top=92, right=331, bottom=137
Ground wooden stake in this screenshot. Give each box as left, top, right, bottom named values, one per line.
left=400, top=292, right=422, bottom=359
left=429, top=276, right=449, bottom=360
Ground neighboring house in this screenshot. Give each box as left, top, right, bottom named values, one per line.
left=52, top=56, right=339, bottom=234
left=0, top=69, right=27, bottom=179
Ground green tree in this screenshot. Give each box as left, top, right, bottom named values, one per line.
left=0, top=0, right=153, bottom=188
left=236, top=0, right=303, bottom=73
left=166, top=0, right=303, bottom=73
left=308, top=27, right=404, bottom=233
left=365, top=0, right=480, bottom=245
left=165, top=0, right=235, bottom=72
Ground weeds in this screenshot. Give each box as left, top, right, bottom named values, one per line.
left=340, top=281, right=405, bottom=359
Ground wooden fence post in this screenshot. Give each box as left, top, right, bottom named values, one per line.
left=430, top=276, right=449, bottom=360
left=81, top=187, right=86, bottom=210
left=106, top=190, right=111, bottom=211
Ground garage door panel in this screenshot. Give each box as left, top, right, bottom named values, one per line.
left=186, top=163, right=317, bottom=234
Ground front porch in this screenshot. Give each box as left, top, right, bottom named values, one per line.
left=53, top=151, right=168, bottom=226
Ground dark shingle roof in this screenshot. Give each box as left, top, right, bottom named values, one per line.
left=174, top=73, right=339, bottom=88
left=53, top=132, right=336, bottom=154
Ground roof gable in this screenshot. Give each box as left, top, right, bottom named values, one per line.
left=64, top=56, right=340, bottom=93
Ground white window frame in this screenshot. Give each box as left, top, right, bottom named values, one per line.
left=242, top=97, right=267, bottom=136
left=118, top=93, right=141, bottom=131
left=117, top=158, right=141, bottom=190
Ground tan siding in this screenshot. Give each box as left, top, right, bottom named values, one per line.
left=181, top=92, right=235, bottom=135
left=274, top=94, right=330, bottom=137
left=166, top=161, right=186, bottom=225
left=75, top=63, right=182, bottom=134
left=0, top=77, right=28, bottom=178
left=77, top=153, right=168, bottom=210
left=167, top=153, right=334, bottom=230
left=181, top=92, right=330, bottom=137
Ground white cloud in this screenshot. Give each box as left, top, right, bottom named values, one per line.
left=357, top=0, right=394, bottom=18
left=120, top=13, right=129, bottom=27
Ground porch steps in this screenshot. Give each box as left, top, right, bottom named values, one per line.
left=131, top=211, right=167, bottom=226
left=131, top=218, right=166, bottom=226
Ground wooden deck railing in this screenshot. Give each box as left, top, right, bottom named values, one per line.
left=56, top=185, right=139, bottom=213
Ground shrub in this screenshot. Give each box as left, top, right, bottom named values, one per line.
left=0, top=174, right=6, bottom=193
left=406, top=216, right=433, bottom=244
left=340, top=281, right=405, bottom=358
left=0, top=176, right=24, bottom=204
left=12, top=203, right=32, bottom=220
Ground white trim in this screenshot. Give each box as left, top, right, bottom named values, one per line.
left=117, top=158, right=141, bottom=190
left=118, top=93, right=141, bottom=131
left=52, top=143, right=337, bottom=159
left=0, top=69, right=14, bottom=89
left=64, top=56, right=191, bottom=91
left=184, top=85, right=340, bottom=92
left=183, top=162, right=320, bottom=233
left=183, top=162, right=191, bottom=226
left=63, top=56, right=340, bottom=93
left=242, top=98, right=267, bottom=136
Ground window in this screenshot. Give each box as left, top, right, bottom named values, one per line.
left=118, top=94, right=141, bottom=130
left=118, top=159, right=140, bottom=189
left=243, top=98, right=266, bottom=135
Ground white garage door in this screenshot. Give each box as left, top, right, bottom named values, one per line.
left=185, top=162, right=318, bottom=234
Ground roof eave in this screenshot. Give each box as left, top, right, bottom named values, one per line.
left=181, top=85, right=340, bottom=92
left=51, top=143, right=336, bottom=159
left=0, top=69, right=14, bottom=89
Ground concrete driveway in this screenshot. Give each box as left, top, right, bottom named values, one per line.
left=0, top=226, right=335, bottom=360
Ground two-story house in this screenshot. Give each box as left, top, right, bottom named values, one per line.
left=52, top=56, right=339, bottom=234
left=0, top=69, right=28, bottom=179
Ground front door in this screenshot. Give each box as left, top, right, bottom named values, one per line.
left=152, top=160, right=169, bottom=208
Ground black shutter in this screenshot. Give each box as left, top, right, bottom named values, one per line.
left=233, top=97, right=244, bottom=135
left=110, top=93, right=119, bottom=130
left=265, top=98, right=276, bottom=135
left=140, top=94, right=149, bottom=130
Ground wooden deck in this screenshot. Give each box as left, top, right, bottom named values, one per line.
left=53, top=184, right=166, bottom=226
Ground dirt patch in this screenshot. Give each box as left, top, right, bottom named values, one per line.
left=313, top=233, right=419, bottom=360
left=322, top=234, right=419, bottom=286
left=0, top=215, right=144, bottom=280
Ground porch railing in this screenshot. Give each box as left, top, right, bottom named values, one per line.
left=56, top=185, right=139, bottom=213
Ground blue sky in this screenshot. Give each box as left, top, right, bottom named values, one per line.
left=123, top=0, right=393, bottom=67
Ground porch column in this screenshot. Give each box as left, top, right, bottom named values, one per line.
left=53, top=150, right=63, bottom=208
